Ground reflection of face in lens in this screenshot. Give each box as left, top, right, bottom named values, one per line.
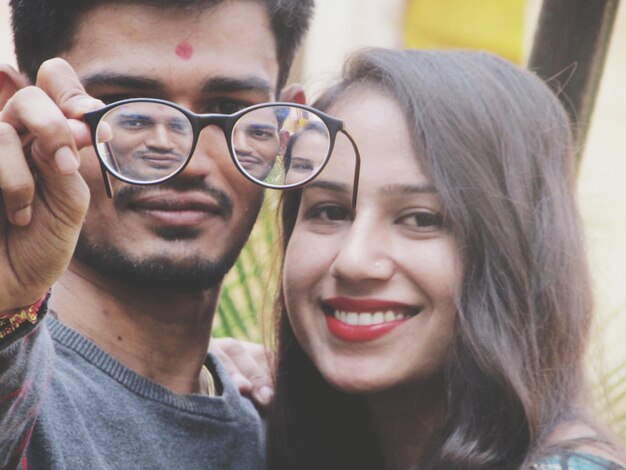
left=103, top=103, right=192, bottom=181
left=284, top=123, right=330, bottom=186
left=233, top=107, right=281, bottom=181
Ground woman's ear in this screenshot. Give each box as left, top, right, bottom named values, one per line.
left=0, top=64, right=29, bottom=109
left=280, top=83, right=306, bottom=105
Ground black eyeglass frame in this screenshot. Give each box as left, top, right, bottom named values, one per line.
left=83, top=98, right=361, bottom=208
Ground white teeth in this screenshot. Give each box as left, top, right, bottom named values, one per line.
left=334, top=309, right=411, bottom=325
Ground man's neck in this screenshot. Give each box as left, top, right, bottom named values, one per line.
left=50, top=259, right=220, bottom=394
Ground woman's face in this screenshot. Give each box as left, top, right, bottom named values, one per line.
left=283, top=88, right=462, bottom=394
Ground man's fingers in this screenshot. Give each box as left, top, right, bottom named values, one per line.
left=68, top=118, right=94, bottom=150
left=210, top=338, right=274, bottom=407
left=36, top=58, right=104, bottom=118
left=1, top=85, right=80, bottom=175
left=0, top=122, right=35, bottom=225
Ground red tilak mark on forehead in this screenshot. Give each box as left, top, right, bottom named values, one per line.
left=175, top=41, right=193, bottom=60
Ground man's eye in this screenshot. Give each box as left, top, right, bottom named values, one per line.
left=169, top=119, right=191, bottom=133
left=248, top=127, right=274, bottom=139
left=203, top=101, right=249, bottom=115
left=116, top=115, right=152, bottom=130
left=397, top=211, right=444, bottom=229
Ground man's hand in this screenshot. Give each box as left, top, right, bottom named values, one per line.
left=0, top=59, right=103, bottom=312
left=209, top=338, right=274, bottom=409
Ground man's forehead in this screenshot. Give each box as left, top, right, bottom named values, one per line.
left=64, top=0, right=279, bottom=95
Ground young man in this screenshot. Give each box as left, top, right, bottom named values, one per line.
left=0, top=0, right=313, bottom=468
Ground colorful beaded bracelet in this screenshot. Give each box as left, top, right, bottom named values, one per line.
left=0, top=294, right=48, bottom=340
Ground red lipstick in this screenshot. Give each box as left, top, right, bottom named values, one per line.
left=323, top=297, right=418, bottom=342
left=325, top=315, right=407, bottom=342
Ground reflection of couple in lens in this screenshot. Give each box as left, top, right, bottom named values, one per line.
left=104, top=102, right=191, bottom=181
left=100, top=101, right=335, bottom=186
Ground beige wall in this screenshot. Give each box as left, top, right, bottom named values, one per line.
left=0, top=3, right=14, bottom=66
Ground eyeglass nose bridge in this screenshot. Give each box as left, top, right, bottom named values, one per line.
left=175, top=113, right=234, bottom=177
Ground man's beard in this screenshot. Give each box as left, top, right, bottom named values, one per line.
left=73, top=231, right=244, bottom=293
left=73, top=180, right=260, bottom=294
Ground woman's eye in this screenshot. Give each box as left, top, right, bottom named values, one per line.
left=306, top=204, right=352, bottom=223
left=397, top=211, right=444, bottom=229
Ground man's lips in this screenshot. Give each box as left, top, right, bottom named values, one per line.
left=237, top=155, right=265, bottom=170
left=139, top=154, right=183, bottom=168
left=127, top=193, right=226, bottom=226
left=322, top=297, right=421, bottom=342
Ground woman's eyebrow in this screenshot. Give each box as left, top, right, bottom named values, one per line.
left=380, top=183, right=437, bottom=195
left=303, top=179, right=351, bottom=194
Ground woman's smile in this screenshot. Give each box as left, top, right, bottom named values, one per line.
left=322, top=297, right=421, bottom=342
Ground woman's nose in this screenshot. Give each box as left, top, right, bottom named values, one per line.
left=330, top=217, right=394, bottom=283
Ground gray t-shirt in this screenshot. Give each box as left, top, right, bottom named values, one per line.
left=0, top=313, right=265, bottom=469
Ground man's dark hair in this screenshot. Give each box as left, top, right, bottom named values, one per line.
left=10, top=0, right=313, bottom=90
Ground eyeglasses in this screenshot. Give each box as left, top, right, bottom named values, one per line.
left=83, top=99, right=361, bottom=207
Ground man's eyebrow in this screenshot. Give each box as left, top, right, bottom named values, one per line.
left=80, top=73, right=274, bottom=96
left=248, top=123, right=277, bottom=129
left=81, top=72, right=164, bottom=92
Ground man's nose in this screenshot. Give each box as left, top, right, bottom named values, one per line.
left=178, top=125, right=228, bottom=178
left=232, top=128, right=254, bottom=156
left=145, top=124, right=176, bottom=151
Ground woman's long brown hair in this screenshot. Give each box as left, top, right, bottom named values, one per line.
left=267, top=49, right=598, bottom=469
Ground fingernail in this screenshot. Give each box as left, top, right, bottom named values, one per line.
left=13, top=205, right=32, bottom=226
left=256, top=386, right=274, bottom=404
left=54, top=146, right=79, bottom=175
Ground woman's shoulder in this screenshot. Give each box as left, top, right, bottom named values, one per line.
left=532, top=451, right=626, bottom=470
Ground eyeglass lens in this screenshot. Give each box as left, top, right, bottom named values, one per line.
left=93, top=102, right=332, bottom=188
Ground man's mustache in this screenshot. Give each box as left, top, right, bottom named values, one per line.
left=113, top=177, right=234, bottom=219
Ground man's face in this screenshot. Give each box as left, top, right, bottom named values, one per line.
left=232, top=107, right=281, bottom=181
left=63, top=1, right=277, bottom=292
left=104, top=102, right=192, bottom=181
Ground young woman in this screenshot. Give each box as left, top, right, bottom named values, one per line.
left=268, top=49, right=626, bottom=469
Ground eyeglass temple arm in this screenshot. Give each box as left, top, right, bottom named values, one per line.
left=339, top=129, right=361, bottom=209
left=99, top=162, right=114, bottom=198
